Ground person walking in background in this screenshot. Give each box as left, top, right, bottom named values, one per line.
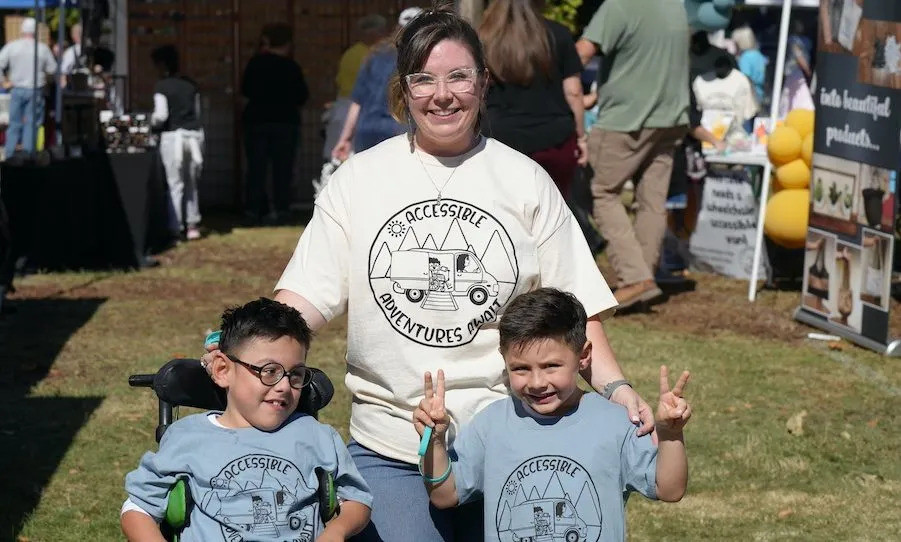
left=331, top=7, right=422, bottom=160
left=732, top=26, right=768, bottom=107
left=576, top=0, right=689, bottom=310
left=0, top=18, right=57, bottom=159
left=478, top=0, right=587, bottom=199
left=150, top=45, right=204, bottom=241
left=323, top=14, right=388, bottom=161
left=241, top=23, right=309, bottom=224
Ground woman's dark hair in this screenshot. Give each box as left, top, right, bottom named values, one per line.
left=388, top=0, right=487, bottom=123
left=478, top=0, right=552, bottom=86
left=498, top=288, right=587, bottom=355
left=151, top=45, right=179, bottom=74
left=219, top=297, right=313, bottom=355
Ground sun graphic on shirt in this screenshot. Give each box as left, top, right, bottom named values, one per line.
left=387, top=220, right=406, bottom=237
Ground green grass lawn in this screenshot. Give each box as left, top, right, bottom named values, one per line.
left=2, top=225, right=900, bottom=541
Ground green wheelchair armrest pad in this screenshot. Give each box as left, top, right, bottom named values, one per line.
left=316, top=467, right=340, bottom=524
left=165, top=478, right=191, bottom=529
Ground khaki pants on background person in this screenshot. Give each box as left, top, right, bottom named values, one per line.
left=589, top=126, right=685, bottom=305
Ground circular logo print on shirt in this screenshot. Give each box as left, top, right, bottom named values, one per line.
left=204, top=454, right=317, bottom=541
left=368, top=199, right=519, bottom=347
left=497, top=455, right=602, bottom=542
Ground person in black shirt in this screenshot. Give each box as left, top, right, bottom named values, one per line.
left=241, top=23, right=309, bottom=224
left=150, top=45, right=204, bottom=241
left=478, top=0, right=586, bottom=198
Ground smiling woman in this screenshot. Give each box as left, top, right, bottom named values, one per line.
left=387, top=8, right=488, bottom=157
left=203, top=1, right=655, bottom=540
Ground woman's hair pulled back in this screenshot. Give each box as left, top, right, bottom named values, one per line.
left=387, top=0, right=486, bottom=123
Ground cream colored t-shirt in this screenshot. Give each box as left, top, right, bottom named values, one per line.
left=276, top=135, right=617, bottom=464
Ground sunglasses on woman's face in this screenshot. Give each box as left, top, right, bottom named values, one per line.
left=224, top=354, right=312, bottom=389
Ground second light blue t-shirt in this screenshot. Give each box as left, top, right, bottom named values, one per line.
left=451, top=393, right=658, bottom=542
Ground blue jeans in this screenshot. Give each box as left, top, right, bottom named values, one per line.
left=348, top=441, right=484, bottom=542
left=6, top=87, right=44, bottom=157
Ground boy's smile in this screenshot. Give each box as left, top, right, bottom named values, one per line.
left=216, top=336, right=307, bottom=431
left=505, top=337, right=591, bottom=416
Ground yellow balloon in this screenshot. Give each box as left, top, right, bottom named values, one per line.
left=768, top=126, right=802, bottom=166
left=801, top=132, right=813, bottom=166
left=776, top=158, right=811, bottom=189
left=765, top=189, right=810, bottom=249
left=785, top=109, right=815, bottom=139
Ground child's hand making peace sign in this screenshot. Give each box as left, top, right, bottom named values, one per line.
left=413, top=370, right=450, bottom=439
left=655, top=365, right=692, bottom=437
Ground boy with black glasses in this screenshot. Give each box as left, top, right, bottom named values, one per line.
left=121, top=298, right=371, bottom=542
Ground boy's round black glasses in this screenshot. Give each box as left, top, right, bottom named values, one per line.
left=224, top=354, right=312, bottom=389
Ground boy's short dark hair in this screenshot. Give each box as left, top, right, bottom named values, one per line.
left=219, top=298, right=312, bottom=355
left=498, top=288, right=587, bottom=355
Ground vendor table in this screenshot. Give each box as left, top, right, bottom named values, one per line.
left=0, top=150, right=174, bottom=271
left=703, top=150, right=768, bottom=168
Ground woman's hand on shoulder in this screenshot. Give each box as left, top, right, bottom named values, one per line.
left=200, top=336, right=218, bottom=376
left=609, top=384, right=655, bottom=437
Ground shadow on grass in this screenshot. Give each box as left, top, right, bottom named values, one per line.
left=0, top=297, right=106, bottom=538
left=198, top=208, right=315, bottom=238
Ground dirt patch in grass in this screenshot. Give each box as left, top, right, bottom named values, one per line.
left=10, top=225, right=901, bottom=348
left=597, top=262, right=901, bottom=344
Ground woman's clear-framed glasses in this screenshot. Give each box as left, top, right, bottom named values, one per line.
left=225, top=354, right=312, bottom=389
left=404, top=67, right=480, bottom=98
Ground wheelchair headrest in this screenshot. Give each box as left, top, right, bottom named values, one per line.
left=143, top=358, right=335, bottom=416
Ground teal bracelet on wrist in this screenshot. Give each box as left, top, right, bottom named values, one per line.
left=417, top=425, right=451, bottom=483
left=418, top=456, right=452, bottom=484
left=418, top=426, right=433, bottom=456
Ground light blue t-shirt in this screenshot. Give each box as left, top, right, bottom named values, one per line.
left=125, top=412, right=372, bottom=542
left=451, top=393, right=657, bottom=542
left=738, top=48, right=768, bottom=104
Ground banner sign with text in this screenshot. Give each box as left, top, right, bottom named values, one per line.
left=690, top=169, right=768, bottom=280
left=797, top=0, right=900, bottom=351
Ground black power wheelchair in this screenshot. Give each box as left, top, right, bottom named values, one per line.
left=128, top=358, right=340, bottom=541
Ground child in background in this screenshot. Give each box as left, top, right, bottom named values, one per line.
left=121, top=298, right=371, bottom=542
left=413, top=288, right=692, bottom=541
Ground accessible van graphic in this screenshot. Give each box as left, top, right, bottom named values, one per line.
left=497, top=456, right=602, bottom=542
left=369, top=199, right=519, bottom=347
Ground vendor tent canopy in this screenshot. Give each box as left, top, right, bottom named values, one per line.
left=739, top=0, right=817, bottom=6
